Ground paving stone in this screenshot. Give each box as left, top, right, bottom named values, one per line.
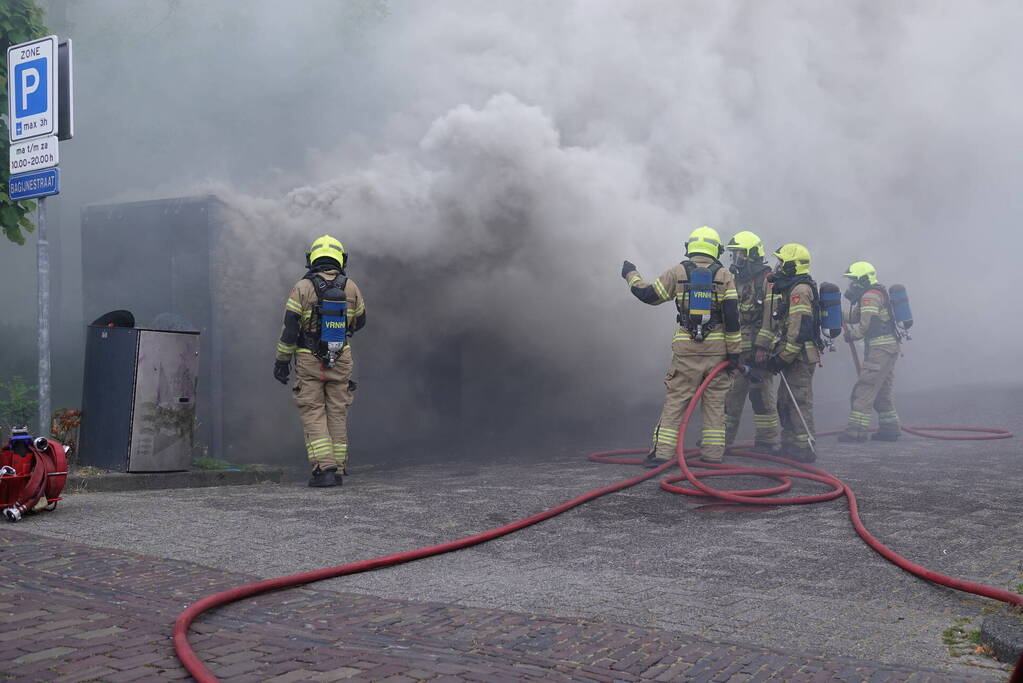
left=11, top=646, right=77, bottom=665
left=1, top=390, right=1019, bottom=682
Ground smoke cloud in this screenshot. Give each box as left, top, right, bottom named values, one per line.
left=3, top=1, right=1021, bottom=456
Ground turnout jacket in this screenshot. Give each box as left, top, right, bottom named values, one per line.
left=847, top=287, right=898, bottom=353
left=625, top=254, right=741, bottom=357
left=275, top=269, right=366, bottom=362
left=756, top=278, right=820, bottom=365
left=735, top=267, right=772, bottom=354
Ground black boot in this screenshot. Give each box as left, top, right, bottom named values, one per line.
left=308, top=467, right=338, bottom=487
left=783, top=444, right=817, bottom=463
left=750, top=441, right=782, bottom=456
left=642, top=451, right=669, bottom=469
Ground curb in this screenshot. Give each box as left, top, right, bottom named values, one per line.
left=66, top=468, right=287, bottom=493
left=981, top=613, right=1023, bottom=663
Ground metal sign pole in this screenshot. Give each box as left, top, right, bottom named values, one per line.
left=37, top=197, right=50, bottom=436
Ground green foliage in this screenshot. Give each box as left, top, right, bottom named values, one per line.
left=0, top=375, right=37, bottom=434
left=1, top=0, right=48, bottom=245
left=190, top=456, right=237, bottom=470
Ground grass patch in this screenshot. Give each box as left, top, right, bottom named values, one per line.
left=942, top=617, right=995, bottom=660
left=191, top=457, right=274, bottom=472
left=73, top=465, right=108, bottom=476
left=190, top=457, right=239, bottom=470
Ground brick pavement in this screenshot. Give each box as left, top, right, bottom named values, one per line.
left=0, top=529, right=990, bottom=682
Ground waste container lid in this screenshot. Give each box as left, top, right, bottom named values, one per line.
left=149, top=312, right=198, bottom=333
left=90, top=310, right=135, bottom=328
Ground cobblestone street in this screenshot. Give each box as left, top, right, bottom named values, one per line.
left=1, top=529, right=996, bottom=682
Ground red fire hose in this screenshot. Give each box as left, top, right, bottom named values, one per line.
left=174, top=363, right=1020, bottom=681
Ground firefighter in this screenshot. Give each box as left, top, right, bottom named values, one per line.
left=622, top=226, right=742, bottom=466
left=722, top=231, right=780, bottom=454
left=274, top=235, right=367, bottom=487
left=839, top=261, right=900, bottom=442
left=755, top=243, right=821, bottom=462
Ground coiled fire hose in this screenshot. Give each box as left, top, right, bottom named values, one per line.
left=174, top=362, right=1020, bottom=682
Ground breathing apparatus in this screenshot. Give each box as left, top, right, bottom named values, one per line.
left=818, top=282, right=844, bottom=351
left=888, top=284, right=914, bottom=339
left=843, top=261, right=913, bottom=342
left=317, top=284, right=347, bottom=368
left=679, top=227, right=724, bottom=342
left=298, top=234, right=351, bottom=368
left=725, top=230, right=767, bottom=282
left=766, top=243, right=827, bottom=355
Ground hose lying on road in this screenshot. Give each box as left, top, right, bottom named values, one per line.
left=174, top=362, right=1019, bottom=682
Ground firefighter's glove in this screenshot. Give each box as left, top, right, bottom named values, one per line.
left=726, top=353, right=741, bottom=375
left=767, top=355, right=790, bottom=374
left=273, top=360, right=291, bottom=385
left=842, top=329, right=853, bottom=344
left=621, top=260, right=637, bottom=280
left=754, top=348, right=769, bottom=366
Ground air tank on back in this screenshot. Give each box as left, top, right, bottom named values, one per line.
left=818, top=282, right=843, bottom=338
left=889, top=284, right=913, bottom=330
left=684, top=266, right=715, bottom=341
left=319, top=285, right=347, bottom=367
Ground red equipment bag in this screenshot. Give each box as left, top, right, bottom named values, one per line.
left=0, top=432, right=67, bottom=522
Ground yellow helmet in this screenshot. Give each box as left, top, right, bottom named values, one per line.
left=843, top=261, right=877, bottom=285
left=685, top=226, right=723, bottom=258
left=307, top=234, right=346, bottom=269
left=726, top=230, right=764, bottom=259
left=773, top=243, right=811, bottom=276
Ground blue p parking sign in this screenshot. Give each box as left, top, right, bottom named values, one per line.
left=7, top=36, right=57, bottom=142
left=15, top=58, right=48, bottom=119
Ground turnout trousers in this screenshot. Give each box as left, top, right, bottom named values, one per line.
left=846, top=346, right=899, bottom=437
left=652, top=353, right=730, bottom=463
left=293, top=351, right=354, bottom=472
left=724, top=361, right=779, bottom=446
left=777, top=359, right=816, bottom=455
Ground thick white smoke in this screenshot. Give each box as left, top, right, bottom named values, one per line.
left=3, top=0, right=1021, bottom=452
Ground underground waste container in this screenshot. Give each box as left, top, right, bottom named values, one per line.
left=78, top=325, right=199, bottom=472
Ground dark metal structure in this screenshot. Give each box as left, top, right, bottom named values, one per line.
left=78, top=326, right=198, bottom=471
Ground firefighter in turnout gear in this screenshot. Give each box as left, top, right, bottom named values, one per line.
left=274, top=235, right=367, bottom=487
left=755, top=243, right=821, bottom=462
left=622, top=226, right=742, bottom=466
left=723, top=231, right=780, bottom=454
left=839, top=261, right=901, bottom=442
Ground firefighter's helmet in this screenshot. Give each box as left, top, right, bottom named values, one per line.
left=726, top=230, right=764, bottom=259
left=843, top=261, right=878, bottom=285
left=773, top=243, right=811, bottom=276
left=685, top=226, right=723, bottom=258
left=307, top=234, right=347, bottom=269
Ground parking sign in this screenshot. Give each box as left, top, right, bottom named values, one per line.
left=8, top=35, right=58, bottom=142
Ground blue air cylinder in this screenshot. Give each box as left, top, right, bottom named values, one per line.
left=319, top=286, right=347, bottom=365
left=889, top=284, right=913, bottom=329
left=685, top=267, right=714, bottom=341
left=819, top=282, right=843, bottom=338
left=687, top=267, right=714, bottom=320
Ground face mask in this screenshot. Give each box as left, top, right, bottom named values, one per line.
left=844, top=281, right=864, bottom=302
